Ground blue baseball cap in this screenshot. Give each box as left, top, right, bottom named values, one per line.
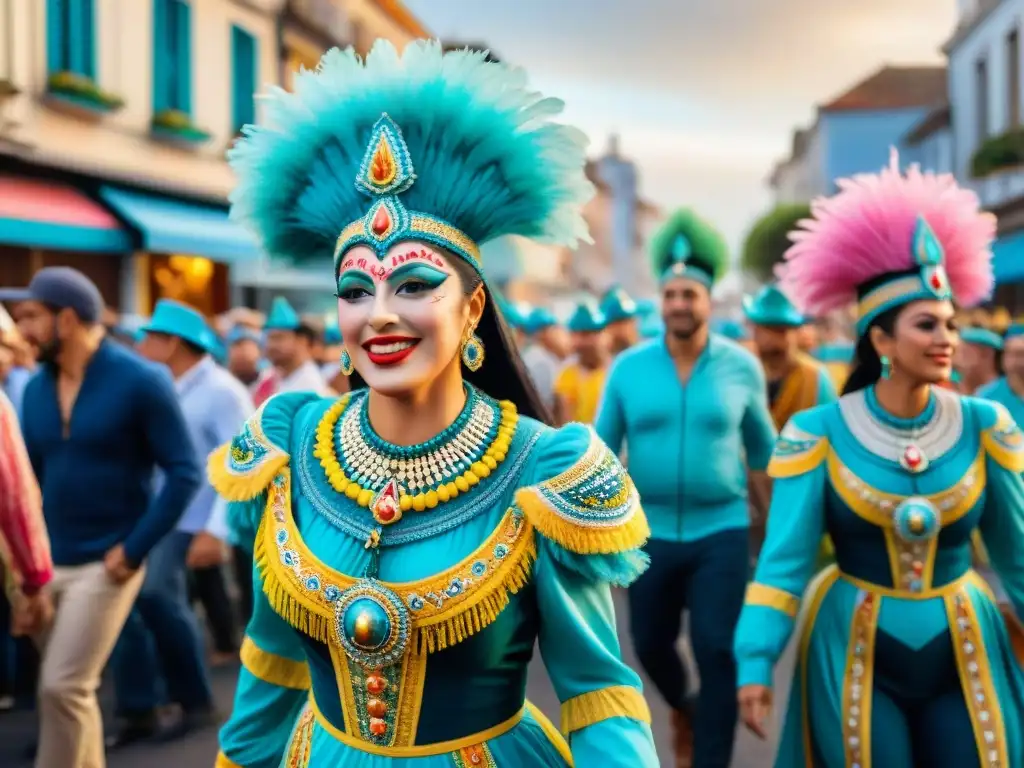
left=141, top=299, right=219, bottom=353
left=0, top=266, right=104, bottom=323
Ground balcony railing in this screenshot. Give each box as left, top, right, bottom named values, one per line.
left=966, top=165, right=1024, bottom=210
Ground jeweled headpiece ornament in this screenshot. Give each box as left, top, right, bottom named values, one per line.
left=648, top=208, right=729, bottom=288
left=779, top=149, right=995, bottom=337
left=227, top=40, right=594, bottom=277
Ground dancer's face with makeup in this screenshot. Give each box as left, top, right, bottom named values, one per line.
left=335, top=241, right=482, bottom=396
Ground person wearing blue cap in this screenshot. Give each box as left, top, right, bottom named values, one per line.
left=104, top=300, right=255, bottom=744
left=553, top=300, right=612, bottom=425
left=521, top=306, right=568, bottom=414
left=225, top=325, right=266, bottom=390
left=600, top=286, right=640, bottom=355
left=596, top=209, right=777, bottom=768
left=743, top=283, right=836, bottom=431
left=253, top=297, right=330, bottom=407
left=954, top=325, right=1004, bottom=395
left=977, top=324, right=1024, bottom=423
left=1, top=267, right=202, bottom=768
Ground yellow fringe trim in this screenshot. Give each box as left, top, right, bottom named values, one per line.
left=515, top=486, right=649, bottom=555
left=214, top=752, right=243, bottom=768
left=239, top=635, right=311, bottom=690
left=207, top=441, right=290, bottom=502
left=744, top=582, right=800, bottom=618
left=257, top=470, right=538, bottom=654
left=559, top=685, right=652, bottom=735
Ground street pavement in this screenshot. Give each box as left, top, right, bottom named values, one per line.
left=0, top=590, right=793, bottom=767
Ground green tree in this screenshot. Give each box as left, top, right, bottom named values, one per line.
left=741, top=203, right=811, bottom=282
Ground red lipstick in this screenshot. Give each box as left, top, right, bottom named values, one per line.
left=362, top=335, right=420, bottom=366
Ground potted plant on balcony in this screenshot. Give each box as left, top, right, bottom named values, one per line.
left=151, top=109, right=211, bottom=146
left=45, top=71, right=124, bottom=116
left=970, top=127, right=1024, bottom=178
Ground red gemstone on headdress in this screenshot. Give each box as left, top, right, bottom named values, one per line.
left=371, top=206, right=391, bottom=236
left=930, top=272, right=943, bottom=291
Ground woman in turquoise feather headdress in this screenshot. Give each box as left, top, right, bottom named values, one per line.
left=209, top=40, right=658, bottom=768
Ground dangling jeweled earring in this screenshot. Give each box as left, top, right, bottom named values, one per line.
left=881, top=355, right=891, bottom=380
left=461, top=332, right=485, bottom=372
left=339, top=347, right=354, bottom=376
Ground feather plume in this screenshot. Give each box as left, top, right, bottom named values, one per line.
left=648, top=208, right=730, bottom=282
left=779, top=149, right=996, bottom=314
left=229, top=41, right=595, bottom=266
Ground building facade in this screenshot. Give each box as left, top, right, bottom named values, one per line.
left=0, top=0, right=283, bottom=317
left=768, top=66, right=947, bottom=206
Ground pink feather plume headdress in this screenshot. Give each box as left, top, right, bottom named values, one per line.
left=778, top=149, right=996, bottom=326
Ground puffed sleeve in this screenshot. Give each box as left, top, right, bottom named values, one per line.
left=209, top=392, right=327, bottom=767
left=516, top=423, right=658, bottom=766
left=976, top=400, right=1024, bottom=620
left=734, top=407, right=830, bottom=688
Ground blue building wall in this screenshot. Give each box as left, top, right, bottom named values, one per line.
left=822, top=106, right=935, bottom=188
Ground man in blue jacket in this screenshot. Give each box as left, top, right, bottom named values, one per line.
left=2, top=268, right=201, bottom=768
left=596, top=211, right=776, bottom=768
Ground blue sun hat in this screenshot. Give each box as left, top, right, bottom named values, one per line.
left=525, top=307, right=558, bottom=335
left=264, top=296, right=301, bottom=331
left=712, top=318, right=749, bottom=341
left=649, top=208, right=730, bottom=288
left=140, top=299, right=219, bottom=353
left=960, top=326, right=1004, bottom=351
left=600, top=286, right=639, bottom=323
left=227, top=325, right=263, bottom=346
left=742, top=283, right=805, bottom=328
left=227, top=41, right=593, bottom=286
left=567, top=300, right=607, bottom=333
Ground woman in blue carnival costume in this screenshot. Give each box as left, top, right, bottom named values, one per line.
left=208, top=40, right=658, bottom=768
left=734, top=151, right=1024, bottom=767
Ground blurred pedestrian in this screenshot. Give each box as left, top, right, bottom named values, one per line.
left=252, top=297, right=329, bottom=406
left=2, top=268, right=201, bottom=768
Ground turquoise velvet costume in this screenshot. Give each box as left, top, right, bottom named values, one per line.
left=978, top=377, right=1024, bottom=430
left=209, top=388, right=658, bottom=767
left=734, top=384, right=1024, bottom=767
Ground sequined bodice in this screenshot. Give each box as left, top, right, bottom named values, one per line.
left=822, top=390, right=983, bottom=592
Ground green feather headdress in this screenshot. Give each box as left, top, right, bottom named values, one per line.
left=228, top=40, right=595, bottom=277
left=648, top=208, right=730, bottom=288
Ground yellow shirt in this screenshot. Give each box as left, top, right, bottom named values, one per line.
left=554, top=362, right=607, bottom=424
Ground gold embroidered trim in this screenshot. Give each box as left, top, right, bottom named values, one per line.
left=239, top=636, right=311, bottom=690
left=842, top=591, right=879, bottom=768
left=215, top=752, right=243, bottom=768
left=559, top=685, right=652, bottom=735
left=208, top=397, right=291, bottom=502
left=827, top=448, right=984, bottom=528
left=767, top=422, right=829, bottom=479
left=981, top=404, right=1024, bottom=473
left=744, top=583, right=800, bottom=618
left=256, top=469, right=537, bottom=653
left=946, top=582, right=1009, bottom=766
left=452, top=743, right=497, bottom=767
left=284, top=704, right=316, bottom=768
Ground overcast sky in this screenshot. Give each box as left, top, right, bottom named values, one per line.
left=403, top=0, right=958, bottom=251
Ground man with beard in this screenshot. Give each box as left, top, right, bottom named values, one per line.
left=743, top=283, right=836, bottom=431
left=2, top=267, right=200, bottom=768
left=553, top=300, right=611, bottom=425
left=252, top=297, right=330, bottom=406
left=600, top=285, right=640, bottom=355
left=595, top=209, right=776, bottom=768
left=953, top=325, right=1003, bottom=395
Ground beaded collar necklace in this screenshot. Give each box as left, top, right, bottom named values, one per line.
left=314, top=385, right=518, bottom=526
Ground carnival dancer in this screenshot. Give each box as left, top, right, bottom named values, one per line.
left=252, top=297, right=331, bottom=406
left=735, top=153, right=1024, bottom=767
left=553, top=301, right=611, bottom=425
left=596, top=208, right=777, bottom=768
left=209, top=40, right=658, bottom=768
left=521, top=307, right=567, bottom=414
left=954, top=326, right=1003, bottom=395
left=743, top=283, right=836, bottom=431
left=601, top=286, right=640, bottom=355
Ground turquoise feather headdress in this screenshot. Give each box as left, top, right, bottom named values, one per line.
left=228, top=40, right=594, bottom=277
left=649, top=208, right=729, bottom=288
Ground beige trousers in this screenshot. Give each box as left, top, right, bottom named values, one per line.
left=33, top=561, right=145, bottom=768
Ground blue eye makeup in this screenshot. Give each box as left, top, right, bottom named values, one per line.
left=336, top=270, right=375, bottom=300
left=388, top=262, right=449, bottom=293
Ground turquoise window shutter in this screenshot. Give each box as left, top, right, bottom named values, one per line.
left=46, top=0, right=66, bottom=74
left=152, top=0, right=167, bottom=111
left=175, top=0, right=191, bottom=114
left=231, top=25, right=257, bottom=132
left=47, top=0, right=94, bottom=77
